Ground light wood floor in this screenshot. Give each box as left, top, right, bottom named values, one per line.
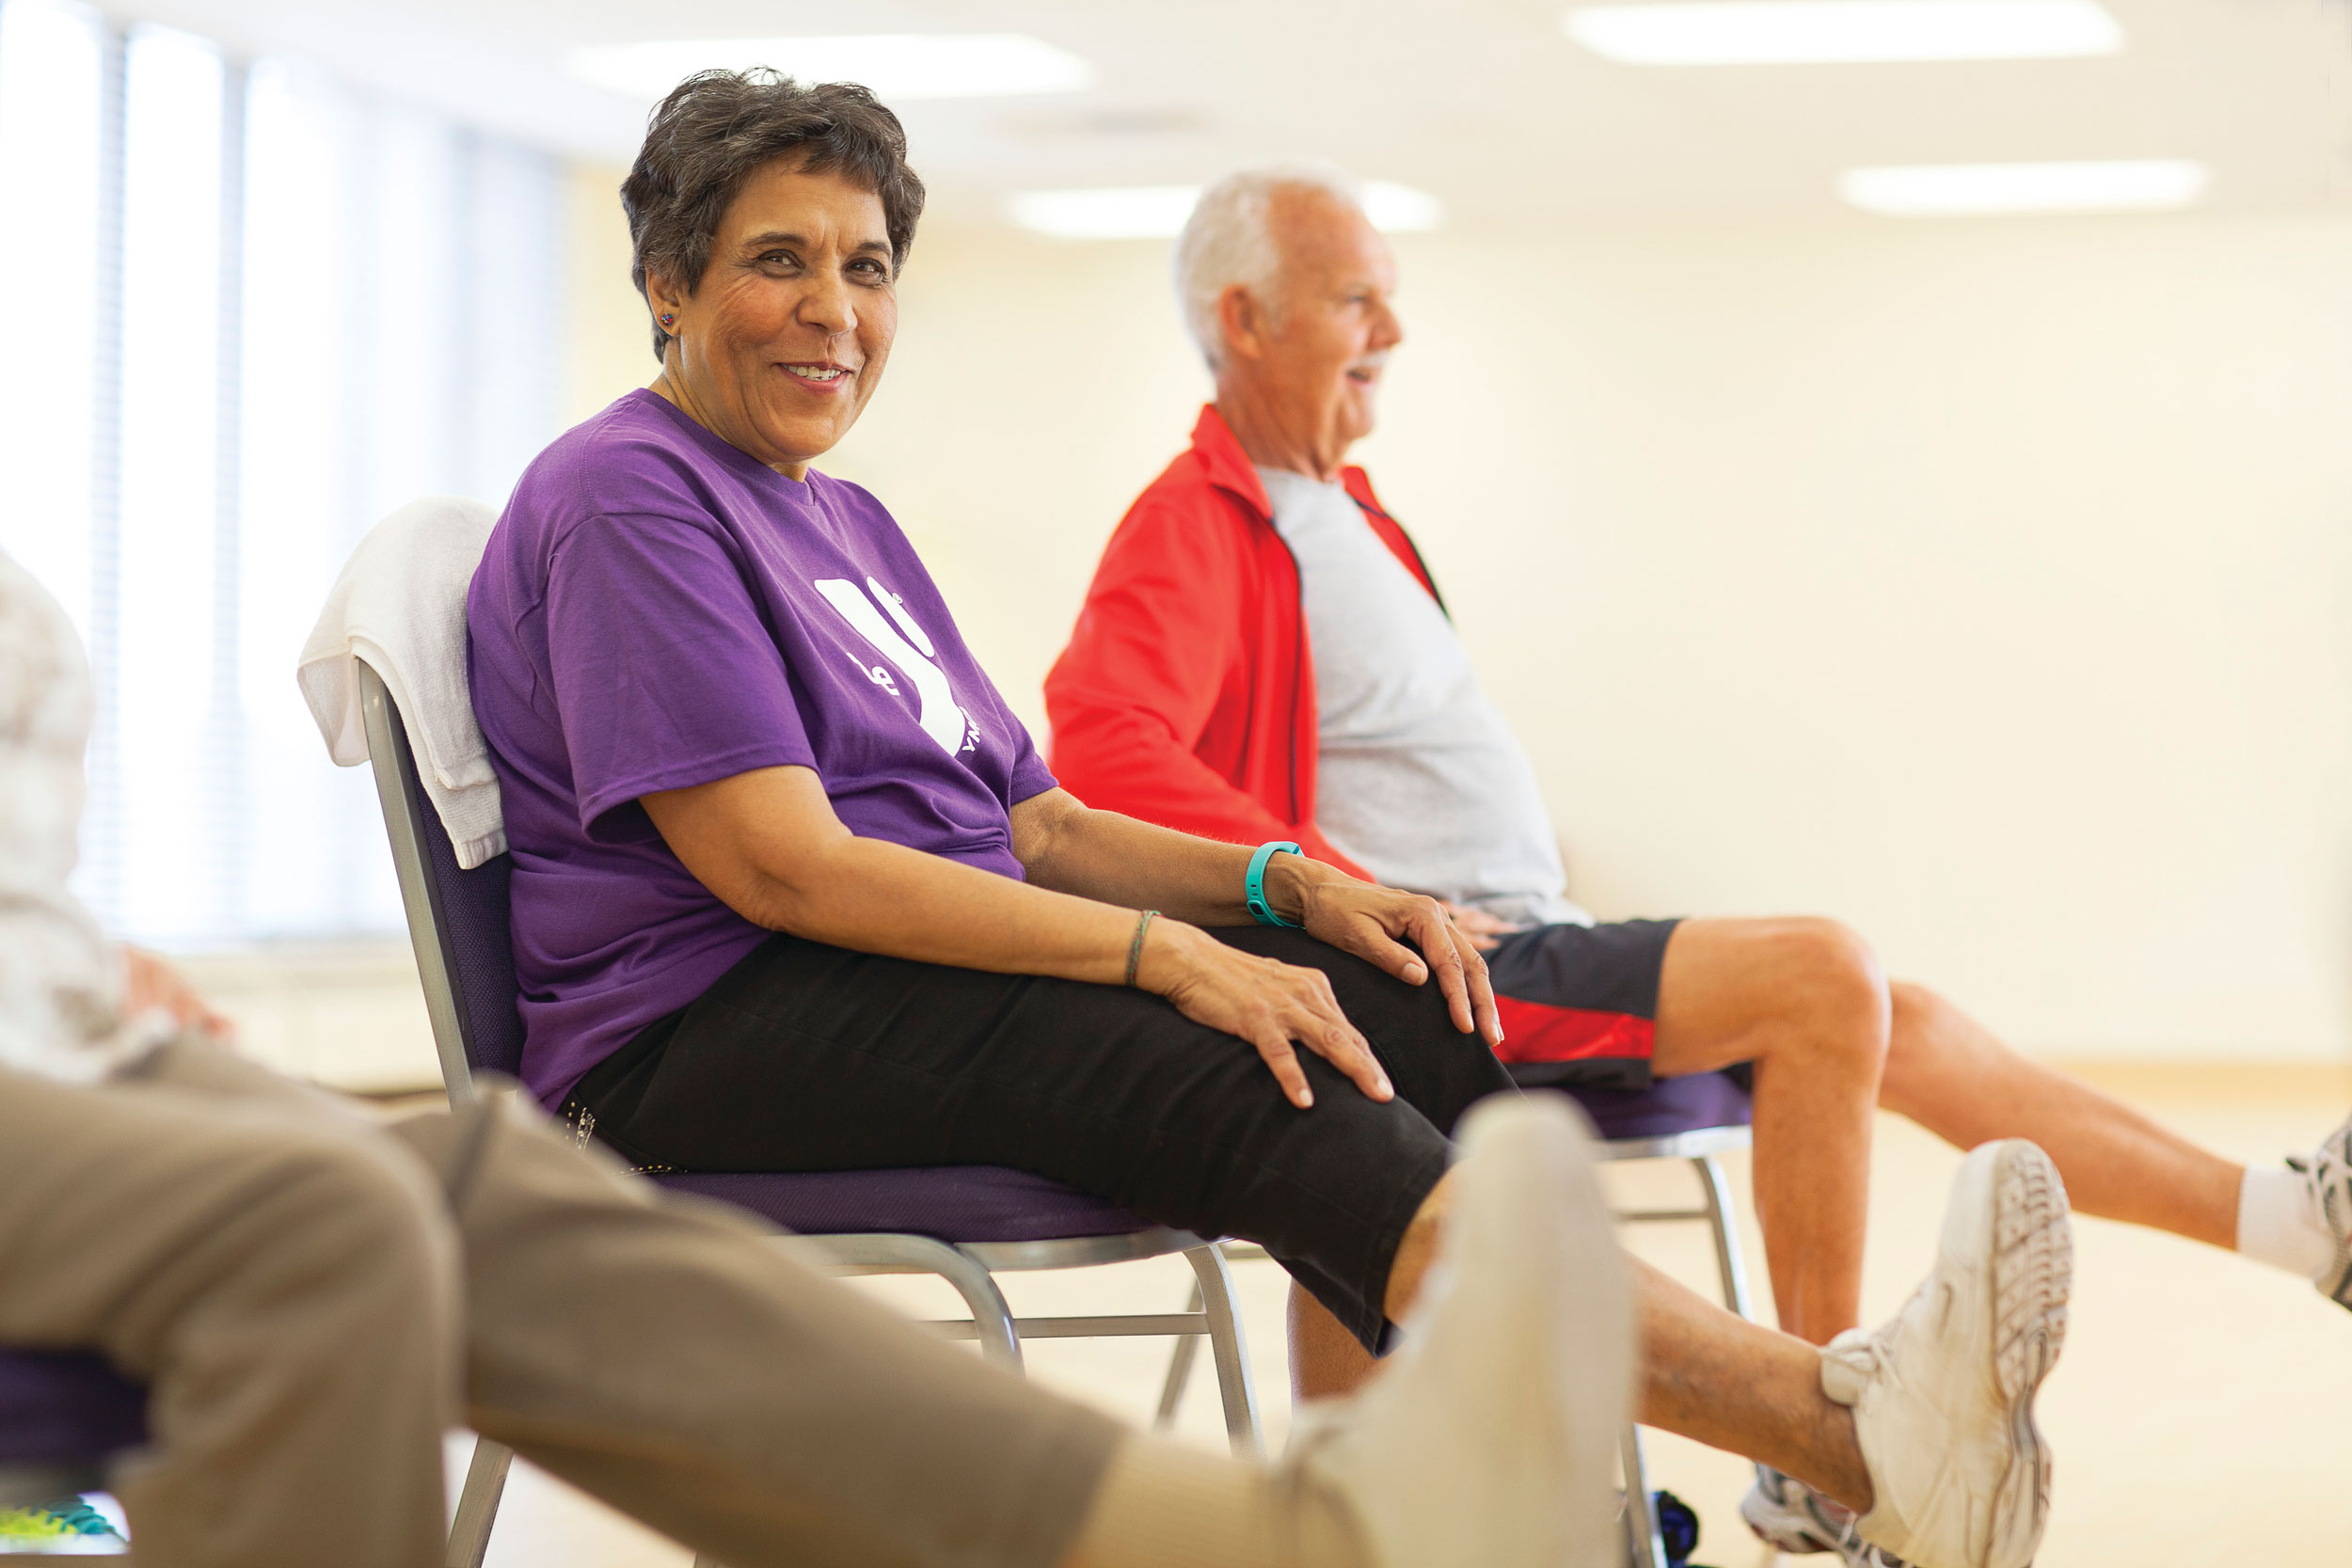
left=453, top=1062, right=2352, bottom=1568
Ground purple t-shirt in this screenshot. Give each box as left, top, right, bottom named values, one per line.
left=468, top=389, right=1057, bottom=1106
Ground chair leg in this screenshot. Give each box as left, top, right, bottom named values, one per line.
left=786, top=1233, right=1025, bottom=1370
left=929, top=1244, right=1025, bottom=1370
left=1692, top=1154, right=1757, bottom=1322
left=1153, top=1278, right=1205, bottom=1432
left=1618, top=1424, right=1670, bottom=1568
left=443, top=1435, right=512, bottom=1568
left=1183, top=1243, right=1263, bottom=1459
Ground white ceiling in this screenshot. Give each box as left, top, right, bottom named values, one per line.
left=110, top=0, right=2352, bottom=230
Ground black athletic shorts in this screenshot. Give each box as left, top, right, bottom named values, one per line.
left=1487, top=917, right=1684, bottom=1093
left=565, top=926, right=1516, bottom=1353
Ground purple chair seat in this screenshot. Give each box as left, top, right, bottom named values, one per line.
left=654, top=1076, right=1751, bottom=1246
left=0, top=1350, right=146, bottom=1466
left=1550, top=1069, right=1754, bottom=1144
left=657, top=1165, right=1150, bottom=1244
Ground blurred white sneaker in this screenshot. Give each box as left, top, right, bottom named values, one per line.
left=1291, top=1093, right=1633, bottom=1568
left=2288, top=1110, right=2352, bottom=1311
left=1820, top=1139, right=2072, bottom=1568
left=1740, top=1466, right=1908, bottom=1565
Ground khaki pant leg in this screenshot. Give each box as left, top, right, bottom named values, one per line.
left=388, top=1085, right=1123, bottom=1568
left=0, top=1040, right=462, bottom=1568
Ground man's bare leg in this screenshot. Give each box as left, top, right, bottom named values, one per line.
left=1290, top=1166, right=1457, bottom=1400
left=1651, top=917, right=1890, bottom=1343
left=1287, top=1165, right=1876, bottom=1518
left=1294, top=1232, right=1871, bottom=1507
left=1633, top=1261, right=1870, bottom=1509
left=1881, top=981, right=2242, bottom=1247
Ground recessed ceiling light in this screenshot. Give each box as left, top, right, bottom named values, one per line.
left=568, top=34, right=1094, bottom=101
left=1564, top=0, right=2123, bottom=64
left=1839, top=160, right=2208, bottom=214
left=1009, top=182, right=1446, bottom=240
left=1362, top=182, right=1447, bottom=232
left=1008, top=184, right=1198, bottom=239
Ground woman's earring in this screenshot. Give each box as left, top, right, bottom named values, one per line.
left=660, top=312, right=676, bottom=329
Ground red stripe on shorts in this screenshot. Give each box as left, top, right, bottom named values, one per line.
left=1490, top=998, right=1656, bottom=1066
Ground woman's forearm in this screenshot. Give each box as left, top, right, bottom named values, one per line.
left=644, top=768, right=1184, bottom=984
left=643, top=770, right=1492, bottom=1065
left=644, top=770, right=1335, bottom=991
left=738, top=831, right=1168, bottom=983
left=1013, top=792, right=1347, bottom=926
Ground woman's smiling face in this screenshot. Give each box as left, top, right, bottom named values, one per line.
left=647, top=158, right=898, bottom=478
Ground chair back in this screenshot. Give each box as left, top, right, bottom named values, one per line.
left=358, top=659, right=525, bottom=1096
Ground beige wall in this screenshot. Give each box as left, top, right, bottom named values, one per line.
left=564, top=166, right=2352, bottom=1061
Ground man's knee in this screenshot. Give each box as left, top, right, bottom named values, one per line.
left=1887, top=979, right=1953, bottom=1037
left=1756, top=917, right=1891, bottom=1062
left=1883, top=980, right=1984, bottom=1088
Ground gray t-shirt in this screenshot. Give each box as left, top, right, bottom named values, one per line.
left=1259, top=468, right=1591, bottom=928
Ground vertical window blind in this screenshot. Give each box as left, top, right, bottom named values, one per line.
left=0, top=0, right=563, bottom=947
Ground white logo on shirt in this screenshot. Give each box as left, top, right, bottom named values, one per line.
left=814, top=577, right=976, bottom=756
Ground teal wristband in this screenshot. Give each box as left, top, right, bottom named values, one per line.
left=1246, top=841, right=1304, bottom=928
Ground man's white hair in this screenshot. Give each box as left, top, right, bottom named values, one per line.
left=1173, top=163, right=1365, bottom=371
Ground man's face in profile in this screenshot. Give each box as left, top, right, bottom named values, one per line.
left=1250, top=187, right=1405, bottom=459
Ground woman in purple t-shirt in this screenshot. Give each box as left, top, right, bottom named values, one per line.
left=469, top=79, right=2005, bottom=1544
left=467, top=80, right=1507, bottom=1391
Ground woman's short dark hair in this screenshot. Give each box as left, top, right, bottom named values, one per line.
left=621, top=70, right=927, bottom=361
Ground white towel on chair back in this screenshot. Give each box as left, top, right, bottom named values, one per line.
left=296, top=496, right=505, bottom=868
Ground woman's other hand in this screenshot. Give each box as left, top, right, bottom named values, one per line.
left=1286, top=874, right=1503, bottom=1050
left=1135, top=923, right=1393, bottom=1110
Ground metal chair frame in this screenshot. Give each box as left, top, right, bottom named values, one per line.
left=356, top=663, right=1260, bottom=1568
left=1153, top=1115, right=1757, bottom=1568
left=1601, top=1122, right=1756, bottom=1568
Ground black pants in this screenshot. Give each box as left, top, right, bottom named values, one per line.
left=567, top=927, right=1517, bottom=1352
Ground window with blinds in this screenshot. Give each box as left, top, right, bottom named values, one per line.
left=0, top=0, right=562, bottom=947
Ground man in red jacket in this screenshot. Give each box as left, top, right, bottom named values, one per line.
left=1046, top=165, right=2351, bottom=1558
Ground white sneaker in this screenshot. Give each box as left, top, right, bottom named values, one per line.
left=1820, top=1139, right=2072, bottom=1568
left=2288, top=1110, right=2352, bottom=1310
left=1741, top=1466, right=1909, bottom=1565
left=1291, top=1092, right=1633, bottom=1568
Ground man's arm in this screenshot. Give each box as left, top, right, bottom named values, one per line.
left=1044, top=500, right=1371, bottom=877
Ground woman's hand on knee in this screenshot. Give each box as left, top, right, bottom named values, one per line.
left=1298, top=885, right=1504, bottom=1049
left=1137, top=925, right=1393, bottom=1109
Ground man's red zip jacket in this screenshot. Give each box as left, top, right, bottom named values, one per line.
left=1044, top=404, right=1445, bottom=879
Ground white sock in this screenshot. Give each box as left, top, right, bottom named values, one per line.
left=2235, top=1164, right=2332, bottom=1281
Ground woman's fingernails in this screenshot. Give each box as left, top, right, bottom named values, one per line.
left=1404, top=962, right=1426, bottom=982
left=1296, top=1089, right=1314, bottom=1108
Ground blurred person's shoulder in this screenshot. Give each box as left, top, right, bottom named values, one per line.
left=0, top=549, right=88, bottom=726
